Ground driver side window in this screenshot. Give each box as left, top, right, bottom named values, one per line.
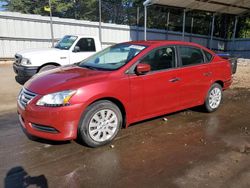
left=140, top=46, right=176, bottom=71
left=75, top=38, right=96, bottom=52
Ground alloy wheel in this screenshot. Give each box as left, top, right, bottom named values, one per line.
left=88, top=109, right=118, bottom=142
left=208, top=87, right=222, bottom=109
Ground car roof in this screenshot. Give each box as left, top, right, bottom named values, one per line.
left=125, top=40, right=208, bottom=49
left=65, top=34, right=99, bottom=39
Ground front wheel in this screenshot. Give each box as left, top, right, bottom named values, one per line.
left=204, top=83, right=223, bottom=112
left=78, top=100, right=122, bottom=147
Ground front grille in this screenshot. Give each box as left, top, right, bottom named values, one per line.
left=15, top=54, right=22, bottom=64
left=18, top=88, right=37, bottom=108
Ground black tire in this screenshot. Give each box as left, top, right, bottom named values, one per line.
left=204, top=83, right=223, bottom=112
left=39, top=65, right=57, bottom=72
left=78, top=100, right=122, bottom=148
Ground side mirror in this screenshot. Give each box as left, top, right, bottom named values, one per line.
left=73, top=46, right=80, bottom=52
left=136, top=63, right=151, bottom=75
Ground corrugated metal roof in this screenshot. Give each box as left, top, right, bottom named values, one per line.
left=143, top=0, right=250, bottom=15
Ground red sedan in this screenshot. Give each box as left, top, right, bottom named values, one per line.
left=17, top=41, right=232, bottom=147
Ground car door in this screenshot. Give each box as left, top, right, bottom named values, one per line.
left=177, top=45, right=212, bottom=108
left=70, top=38, right=96, bottom=63
left=128, top=46, right=182, bottom=120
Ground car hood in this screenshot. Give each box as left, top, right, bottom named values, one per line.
left=24, top=66, right=110, bottom=95
left=17, top=48, right=66, bottom=58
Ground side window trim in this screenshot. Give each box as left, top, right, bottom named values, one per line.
left=137, top=45, right=178, bottom=74
left=177, top=45, right=206, bottom=67
left=201, top=49, right=207, bottom=63
left=126, top=45, right=181, bottom=75
left=202, top=49, right=214, bottom=63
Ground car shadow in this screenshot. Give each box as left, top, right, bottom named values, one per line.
left=4, top=166, right=48, bottom=188
left=28, top=135, right=71, bottom=146
left=128, top=105, right=207, bottom=128
left=20, top=123, right=71, bottom=146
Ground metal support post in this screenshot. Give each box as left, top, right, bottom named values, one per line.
left=190, top=17, right=194, bottom=42
left=232, top=16, right=238, bottom=52
left=49, top=0, right=54, bottom=47
left=144, top=5, right=147, bottom=40
left=137, top=7, right=140, bottom=40
left=99, top=0, right=102, bottom=44
left=210, top=14, right=215, bottom=49
left=166, top=11, right=170, bottom=39
left=182, top=9, right=186, bottom=41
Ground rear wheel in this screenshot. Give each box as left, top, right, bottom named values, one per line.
left=39, top=65, right=57, bottom=72
left=78, top=100, right=122, bottom=147
left=204, top=83, right=223, bottom=112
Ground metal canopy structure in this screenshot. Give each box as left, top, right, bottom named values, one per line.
left=143, top=0, right=250, bottom=49
left=143, top=0, right=250, bottom=15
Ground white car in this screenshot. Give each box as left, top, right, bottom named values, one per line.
left=13, top=35, right=102, bottom=80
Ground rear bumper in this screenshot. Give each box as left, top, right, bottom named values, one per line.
left=217, top=53, right=237, bottom=74
left=13, top=63, right=38, bottom=78
left=17, top=100, right=86, bottom=141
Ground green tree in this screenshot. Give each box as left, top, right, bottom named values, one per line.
left=237, top=17, right=250, bottom=38
left=1, top=0, right=249, bottom=38
left=1, top=0, right=74, bottom=17
left=73, top=0, right=98, bottom=21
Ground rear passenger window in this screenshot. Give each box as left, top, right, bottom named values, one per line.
left=179, top=46, right=204, bottom=66
left=75, top=38, right=96, bottom=52
left=141, top=47, right=176, bottom=71
left=203, top=50, right=213, bottom=62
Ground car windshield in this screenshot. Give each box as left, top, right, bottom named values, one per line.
left=55, top=35, right=78, bottom=50
left=78, top=43, right=147, bottom=70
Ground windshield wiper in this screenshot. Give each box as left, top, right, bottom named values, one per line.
left=73, top=62, right=80, bottom=66
left=80, top=65, right=98, bottom=70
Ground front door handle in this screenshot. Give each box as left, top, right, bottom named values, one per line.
left=203, top=72, right=212, bottom=77
left=169, top=78, right=181, bottom=83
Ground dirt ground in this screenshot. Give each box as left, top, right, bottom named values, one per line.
left=232, top=59, right=250, bottom=89
left=0, top=61, right=250, bottom=188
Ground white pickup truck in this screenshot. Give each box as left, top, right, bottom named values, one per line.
left=13, top=35, right=102, bottom=79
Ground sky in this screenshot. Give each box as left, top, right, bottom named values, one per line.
left=0, top=1, right=7, bottom=11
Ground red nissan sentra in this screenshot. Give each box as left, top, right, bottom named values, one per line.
left=17, top=41, right=232, bottom=147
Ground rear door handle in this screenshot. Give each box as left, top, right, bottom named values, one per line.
left=169, top=78, right=181, bottom=83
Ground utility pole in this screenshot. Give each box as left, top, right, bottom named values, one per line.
left=49, top=0, right=55, bottom=47
left=137, top=7, right=140, bottom=40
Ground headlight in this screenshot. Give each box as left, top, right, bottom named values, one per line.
left=36, top=90, right=76, bottom=107
left=21, top=58, right=31, bottom=65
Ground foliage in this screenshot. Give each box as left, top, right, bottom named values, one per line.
left=0, top=0, right=249, bottom=38
left=237, top=17, right=250, bottom=38
left=0, top=0, right=74, bottom=17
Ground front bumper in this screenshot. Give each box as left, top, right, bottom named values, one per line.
left=17, top=98, right=85, bottom=141
left=13, top=63, right=39, bottom=78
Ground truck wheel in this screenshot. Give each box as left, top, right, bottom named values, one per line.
left=78, top=100, right=122, bottom=147
left=39, top=65, right=57, bottom=72
left=204, top=83, right=223, bottom=112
